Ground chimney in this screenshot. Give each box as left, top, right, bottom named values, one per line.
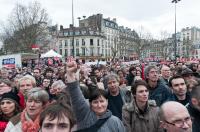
left=113, top=18, right=116, bottom=23
left=60, top=25, right=63, bottom=30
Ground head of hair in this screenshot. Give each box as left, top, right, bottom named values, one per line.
left=26, top=87, right=49, bottom=105
left=88, top=84, right=108, bottom=102
left=191, top=85, right=200, bottom=100
left=39, top=102, right=76, bottom=129
left=0, top=79, right=12, bottom=87
left=105, top=73, right=120, bottom=83
left=168, top=75, right=183, bottom=87
left=131, top=80, right=148, bottom=95
left=144, top=65, right=157, bottom=80
left=51, top=80, right=66, bottom=90
left=18, top=75, right=36, bottom=88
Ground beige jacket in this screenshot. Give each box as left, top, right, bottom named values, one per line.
left=122, top=100, right=164, bottom=132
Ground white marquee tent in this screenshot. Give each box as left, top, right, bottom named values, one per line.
left=40, top=49, right=62, bottom=58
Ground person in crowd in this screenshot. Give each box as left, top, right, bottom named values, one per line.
left=41, top=78, right=51, bottom=90
left=126, top=66, right=136, bottom=86
left=160, top=101, right=192, bottom=132
left=0, top=69, right=9, bottom=79
left=117, top=70, right=127, bottom=88
left=160, top=65, right=171, bottom=86
left=168, top=75, right=190, bottom=105
left=185, top=79, right=199, bottom=92
left=181, top=68, right=196, bottom=82
left=43, top=67, right=54, bottom=79
left=18, top=74, right=36, bottom=95
left=186, top=85, right=200, bottom=132
left=122, top=80, right=162, bottom=132
left=0, top=79, right=13, bottom=96
left=49, top=80, right=65, bottom=101
left=0, top=92, right=21, bottom=131
left=144, top=65, right=171, bottom=106
left=33, top=68, right=42, bottom=87
left=5, top=88, right=49, bottom=132
left=106, top=74, right=132, bottom=120
left=65, top=61, right=126, bottom=132
left=39, top=102, right=76, bottom=132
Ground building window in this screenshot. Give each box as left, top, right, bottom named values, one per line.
left=90, top=47, right=94, bottom=56
left=70, top=49, right=73, bottom=56
left=82, top=39, right=85, bottom=46
left=76, top=39, right=79, bottom=46
left=97, top=47, right=100, bottom=55
left=82, top=47, right=86, bottom=56
left=65, top=49, right=68, bottom=56
left=65, top=40, right=68, bottom=47
left=64, top=32, right=68, bottom=36
left=59, top=41, right=62, bottom=48
left=97, top=39, right=100, bottom=46
left=59, top=49, right=62, bottom=55
left=70, top=39, right=73, bottom=46
left=90, top=39, right=93, bottom=46
left=76, top=48, right=79, bottom=56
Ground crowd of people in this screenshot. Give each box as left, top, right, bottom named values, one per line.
left=0, top=59, right=199, bottom=132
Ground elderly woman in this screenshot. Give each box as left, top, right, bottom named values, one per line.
left=49, top=80, right=66, bottom=101
left=0, top=92, right=21, bottom=131
left=4, top=88, right=49, bottom=132
left=66, top=61, right=125, bottom=132
left=18, top=75, right=36, bottom=95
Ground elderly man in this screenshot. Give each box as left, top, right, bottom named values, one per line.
left=160, top=65, right=171, bottom=86
left=186, top=85, right=200, bottom=132
left=160, top=101, right=192, bottom=132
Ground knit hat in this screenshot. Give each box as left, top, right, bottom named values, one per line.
left=0, top=91, right=20, bottom=105
left=181, top=68, right=194, bottom=76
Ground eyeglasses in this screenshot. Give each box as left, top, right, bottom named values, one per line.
left=165, top=117, right=192, bottom=127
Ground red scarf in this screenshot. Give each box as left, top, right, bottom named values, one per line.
left=20, top=109, right=40, bottom=132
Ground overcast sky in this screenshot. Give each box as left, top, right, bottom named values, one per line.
left=0, top=0, right=200, bottom=39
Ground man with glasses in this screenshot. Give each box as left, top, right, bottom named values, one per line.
left=160, top=101, right=192, bottom=132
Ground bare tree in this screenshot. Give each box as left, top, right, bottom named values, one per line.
left=159, top=31, right=171, bottom=59
left=0, top=1, right=50, bottom=53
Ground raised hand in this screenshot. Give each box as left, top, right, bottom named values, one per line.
left=65, top=61, right=78, bottom=83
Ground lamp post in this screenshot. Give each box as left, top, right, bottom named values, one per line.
left=171, top=0, right=181, bottom=61
left=72, top=0, right=75, bottom=57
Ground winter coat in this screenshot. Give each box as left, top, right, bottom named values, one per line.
left=122, top=99, right=164, bottom=132
left=66, top=81, right=126, bottom=132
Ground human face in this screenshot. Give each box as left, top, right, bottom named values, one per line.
left=171, top=78, right=187, bottom=97
left=147, top=68, right=159, bottom=82
left=90, top=96, right=108, bottom=116
left=41, top=115, right=71, bottom=132
left=0, top=82, right=12, bottom=95
left=163, top=107, right=192, bottom=132
left=26, top=98, right=43, bottom=120
left=135, top=85, right=149, bottom=103
left=50, top=86, right=62, bottom=95
left=19, top=80, right=33, bottom=95
left=0, top=99, right=15, bottom=117
left=33, top=69, right=40, bottom=78
left=94, top=69, right=101, bottom=78
left=161, top=67, right=171, bottom=79
left=43, top=79, right=51, bottom=88
left=107, top=78, right=119, bottom=96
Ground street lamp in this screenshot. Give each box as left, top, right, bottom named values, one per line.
left=72, top=0, right=75, bottom=57
left=171, top=0, right=181, bottom=61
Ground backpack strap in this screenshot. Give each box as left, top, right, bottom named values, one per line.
left=75, top=116, right=110, bottom=132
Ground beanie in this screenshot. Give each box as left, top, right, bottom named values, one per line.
left=0, top=91, right=20, bottom=105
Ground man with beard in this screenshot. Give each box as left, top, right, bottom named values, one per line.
left=160, top=101, right=192, bottom=132
left=168, top=75, right=190, bottom=106
left=144, top=65, right=171, bottom=106
left=186, top=85, right=200, bottom=132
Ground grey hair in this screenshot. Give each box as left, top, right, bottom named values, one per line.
left=105, top=73, right=120, bottom=82
left=51, top=80, right=66, bottom=90
left=144, top=65, right=158, bottom=79
left=18, top=75, right=36, bottom=88
left=27, top=87, right=49, bottom=104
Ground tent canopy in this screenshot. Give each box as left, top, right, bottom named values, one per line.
left=40, top=49, right=62, bottom=58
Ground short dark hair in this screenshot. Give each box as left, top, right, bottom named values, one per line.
left=88, top=84, right=108, bottom=102
left=169, top=75, right=184, bottom=87
left=131, top=80, right=148, bottom=95
left=191, top=85, right=200, bottom=100
left=39, top=102, right=76, bottom=129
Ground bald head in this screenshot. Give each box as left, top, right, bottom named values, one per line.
left=161, top=65, right=170, bottom=79
left=160, top=101, right=189, bottom=120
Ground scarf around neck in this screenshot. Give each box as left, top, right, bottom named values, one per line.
left=20, top=109, right=40, bottom=132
